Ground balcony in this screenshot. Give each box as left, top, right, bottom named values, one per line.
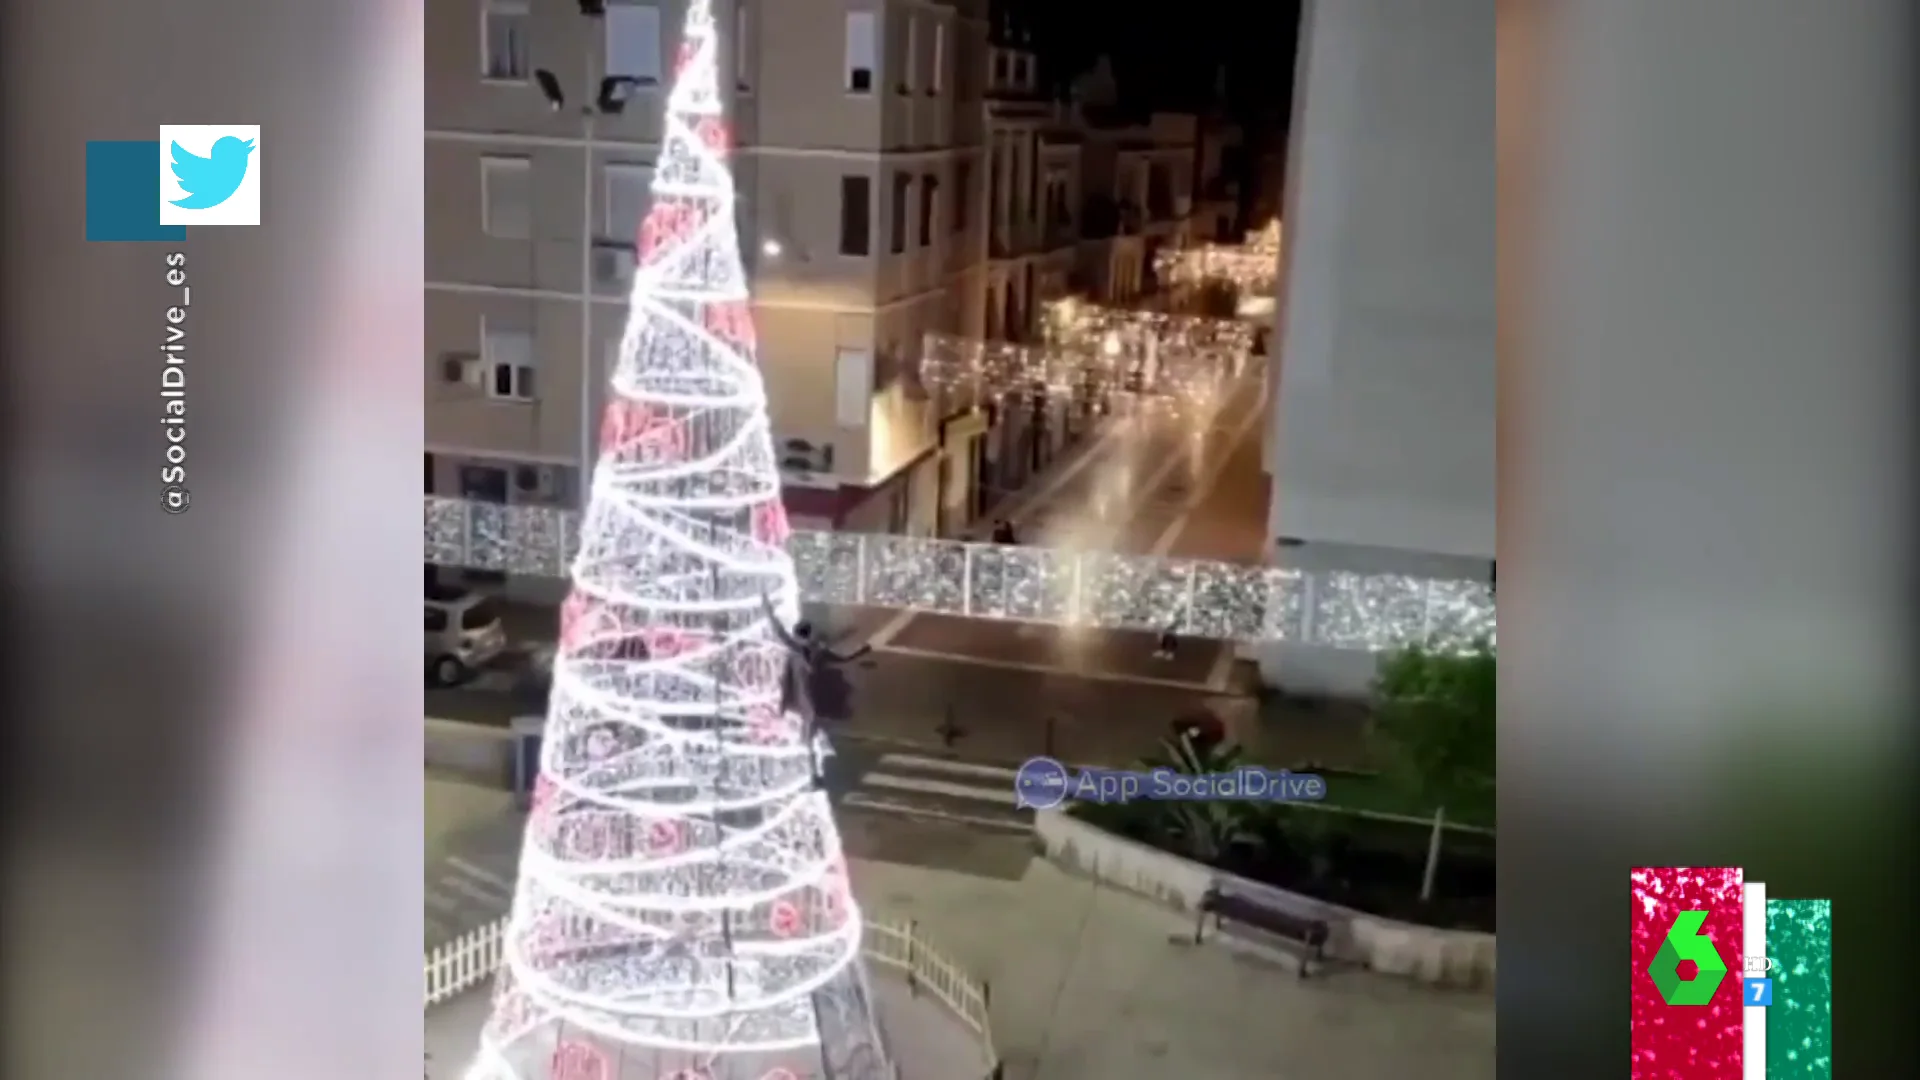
left=1201, top=175, right=1240, bottom=202
left=988, top=214, right=1061, bottom=260
left=1079, top=196, right=1142, bottom=240
left=1043, top=222, right=1076, bottom=252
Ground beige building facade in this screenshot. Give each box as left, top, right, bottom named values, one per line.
left=425, top=0, right=993, bottom=539
left=424, top=0, right=1220, bottom=556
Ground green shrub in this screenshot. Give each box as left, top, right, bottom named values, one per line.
left=1372, top=638, right=1495, bottom=827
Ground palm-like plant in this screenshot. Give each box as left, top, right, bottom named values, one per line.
left=1137, top=725, right=1263, bottom=862
left=1141, top=728, right=1243, bottom=775
left=1163, top=798, right=1259, bottom=863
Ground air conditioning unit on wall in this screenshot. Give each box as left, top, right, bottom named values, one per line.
left=437, top=352, right=485, bottom=389
left=592, top=243, right=636, bottom=287
left=513, top=463, right=562, bottom=501
left=778, top=438, right=835, bottom=478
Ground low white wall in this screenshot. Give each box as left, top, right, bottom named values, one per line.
left=1243, top=639, right=1381, bottom=700
left=1033, top=808, right=1494, bottom=990
left=425, top=717, right=514, bottom=788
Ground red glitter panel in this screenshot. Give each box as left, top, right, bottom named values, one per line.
left=557, top=592, right=602, bottom=651
left=598, top=398, right=657, bottom=455
left=752, top=500, right=791, bottom=548
left=746, top=705, right=790, bottom=744
left=551, top=1040, right=609, bottom=1080
left=639, top=201, right=700, bottom=259
left=695, top=117, right=732, bottom=156
left=1630, top=866, right=1744, bottom=1080
left=703, top=300, right=757, bottom=351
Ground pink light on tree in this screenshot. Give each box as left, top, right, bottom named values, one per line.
left=461, top=2, right=893, bottom=1078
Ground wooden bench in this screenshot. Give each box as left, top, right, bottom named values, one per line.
left=1194, top=884, right=1331, bottom=978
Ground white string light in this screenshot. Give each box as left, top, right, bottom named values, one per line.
left=466, top=3, right=894, bottom=1077
left=424, top=496, right=1498, bottom=654
left=1156, top=219, right=1283, bottom=294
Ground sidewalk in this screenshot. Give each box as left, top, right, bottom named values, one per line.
left=830, top=659, right=1252, bottom=768
left=850, top=860, right=1494, bottom=1080
left=428, top=857, right=1494, bottom=1080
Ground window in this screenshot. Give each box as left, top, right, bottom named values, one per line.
left=992, top=52, right=1008, bottom=87
left=426, top=607, right=449, bottom=633
left=919, top=174, right=938, bottom=247
left=887, top=482, right=910, bottom=533
left=461, top=599, right=501, bottom=630
left=482, top=319, right=536, bottom=401
left=605, top=1, right=662, bottom=86
left=889, top=172, right=911, bottom=254
left=931, top=23, right=945, bottom=94
left=952, top=160, right=970, bottom=231
left=603, top=163, right=652, bottom=240
left=480, top=156, right=531, bottom=239
left=834, top=348, right=873, bottom=429
left=902, top=17, right=917, bottom=92
left=735, top=3, right=754, bottom=92
left=838, top=175, right=872, bottom=255
left=845, top=11, right=876, bottom=93
left=481, top=0, right=530, bottom=81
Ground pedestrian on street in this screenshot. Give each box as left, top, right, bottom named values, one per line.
left=1171, top=709, right=1226, bottom=753
left=1153, top=621, right=1180, bottom=661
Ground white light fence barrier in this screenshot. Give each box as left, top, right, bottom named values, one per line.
left=425, top=918, right=505, bottom=1008
left=425, top=497, right=1497, bottom=651
left=425, top=916, right=1002, bottom=1078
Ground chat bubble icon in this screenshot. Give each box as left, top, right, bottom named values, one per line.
left=1013, top=756, right=1069, bottom=811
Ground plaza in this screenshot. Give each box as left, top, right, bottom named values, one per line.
left=426, top=777, right=1493, bottom=1080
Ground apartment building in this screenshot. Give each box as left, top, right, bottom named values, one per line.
left=931, top=9, right=1091, bottom=500
left=1074, top=109, right=1200, bottom=306
left=424, top=0, right=992, bottom=552
left=1191, top=119, right=1245, bottom=244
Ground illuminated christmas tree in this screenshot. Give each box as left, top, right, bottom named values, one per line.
left=465, top=3, right=893, bottom=1077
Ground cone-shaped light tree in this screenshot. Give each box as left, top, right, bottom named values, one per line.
left=465, top=3, right=894, bottom=1078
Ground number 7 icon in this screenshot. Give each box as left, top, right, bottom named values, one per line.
left=1743, top=977, right=1773, bottom=1006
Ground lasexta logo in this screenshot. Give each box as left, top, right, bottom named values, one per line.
left=1646, top=910, right=1729, bottom=1005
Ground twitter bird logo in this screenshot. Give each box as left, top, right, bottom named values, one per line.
left=158, top=125, right=263, bottom=226
left=170, top=136, right=253, bottom=209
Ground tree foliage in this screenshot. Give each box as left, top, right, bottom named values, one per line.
left=1372, top=639, right=1495, bottom=826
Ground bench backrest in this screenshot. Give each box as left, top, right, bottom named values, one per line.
left=1205, top=888, right=1330, bottom=943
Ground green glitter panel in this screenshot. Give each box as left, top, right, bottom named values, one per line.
left=1766, top=898, right=1832, bottom=1079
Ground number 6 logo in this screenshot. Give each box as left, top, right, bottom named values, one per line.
left=1647, top=910, right=1730, bottom=1005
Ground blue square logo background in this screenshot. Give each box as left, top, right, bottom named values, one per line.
left=1743, top=977, right=1773, bottom=1006
left=86, top=141, right=186, bottom=243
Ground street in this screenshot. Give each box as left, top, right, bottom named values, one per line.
left=427, top=377, right=1280, bottom=845
left=867, top=376, right=1270, bottom=690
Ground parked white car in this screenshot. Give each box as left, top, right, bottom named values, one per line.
left=425, top=584, right=506, bottom=686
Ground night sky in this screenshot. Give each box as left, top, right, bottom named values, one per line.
left=1011, top=0, right=1304, bottom=133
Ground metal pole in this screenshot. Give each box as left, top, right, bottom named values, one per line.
left=580, top=43, right=599, bottom=508
left=1420, top=805, right=1445, bottom=902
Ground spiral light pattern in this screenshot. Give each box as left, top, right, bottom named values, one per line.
left=465, top=4, right=893, bottom=1077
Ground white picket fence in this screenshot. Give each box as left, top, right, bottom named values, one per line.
left=426, top=916, right=1000, bottom=1078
